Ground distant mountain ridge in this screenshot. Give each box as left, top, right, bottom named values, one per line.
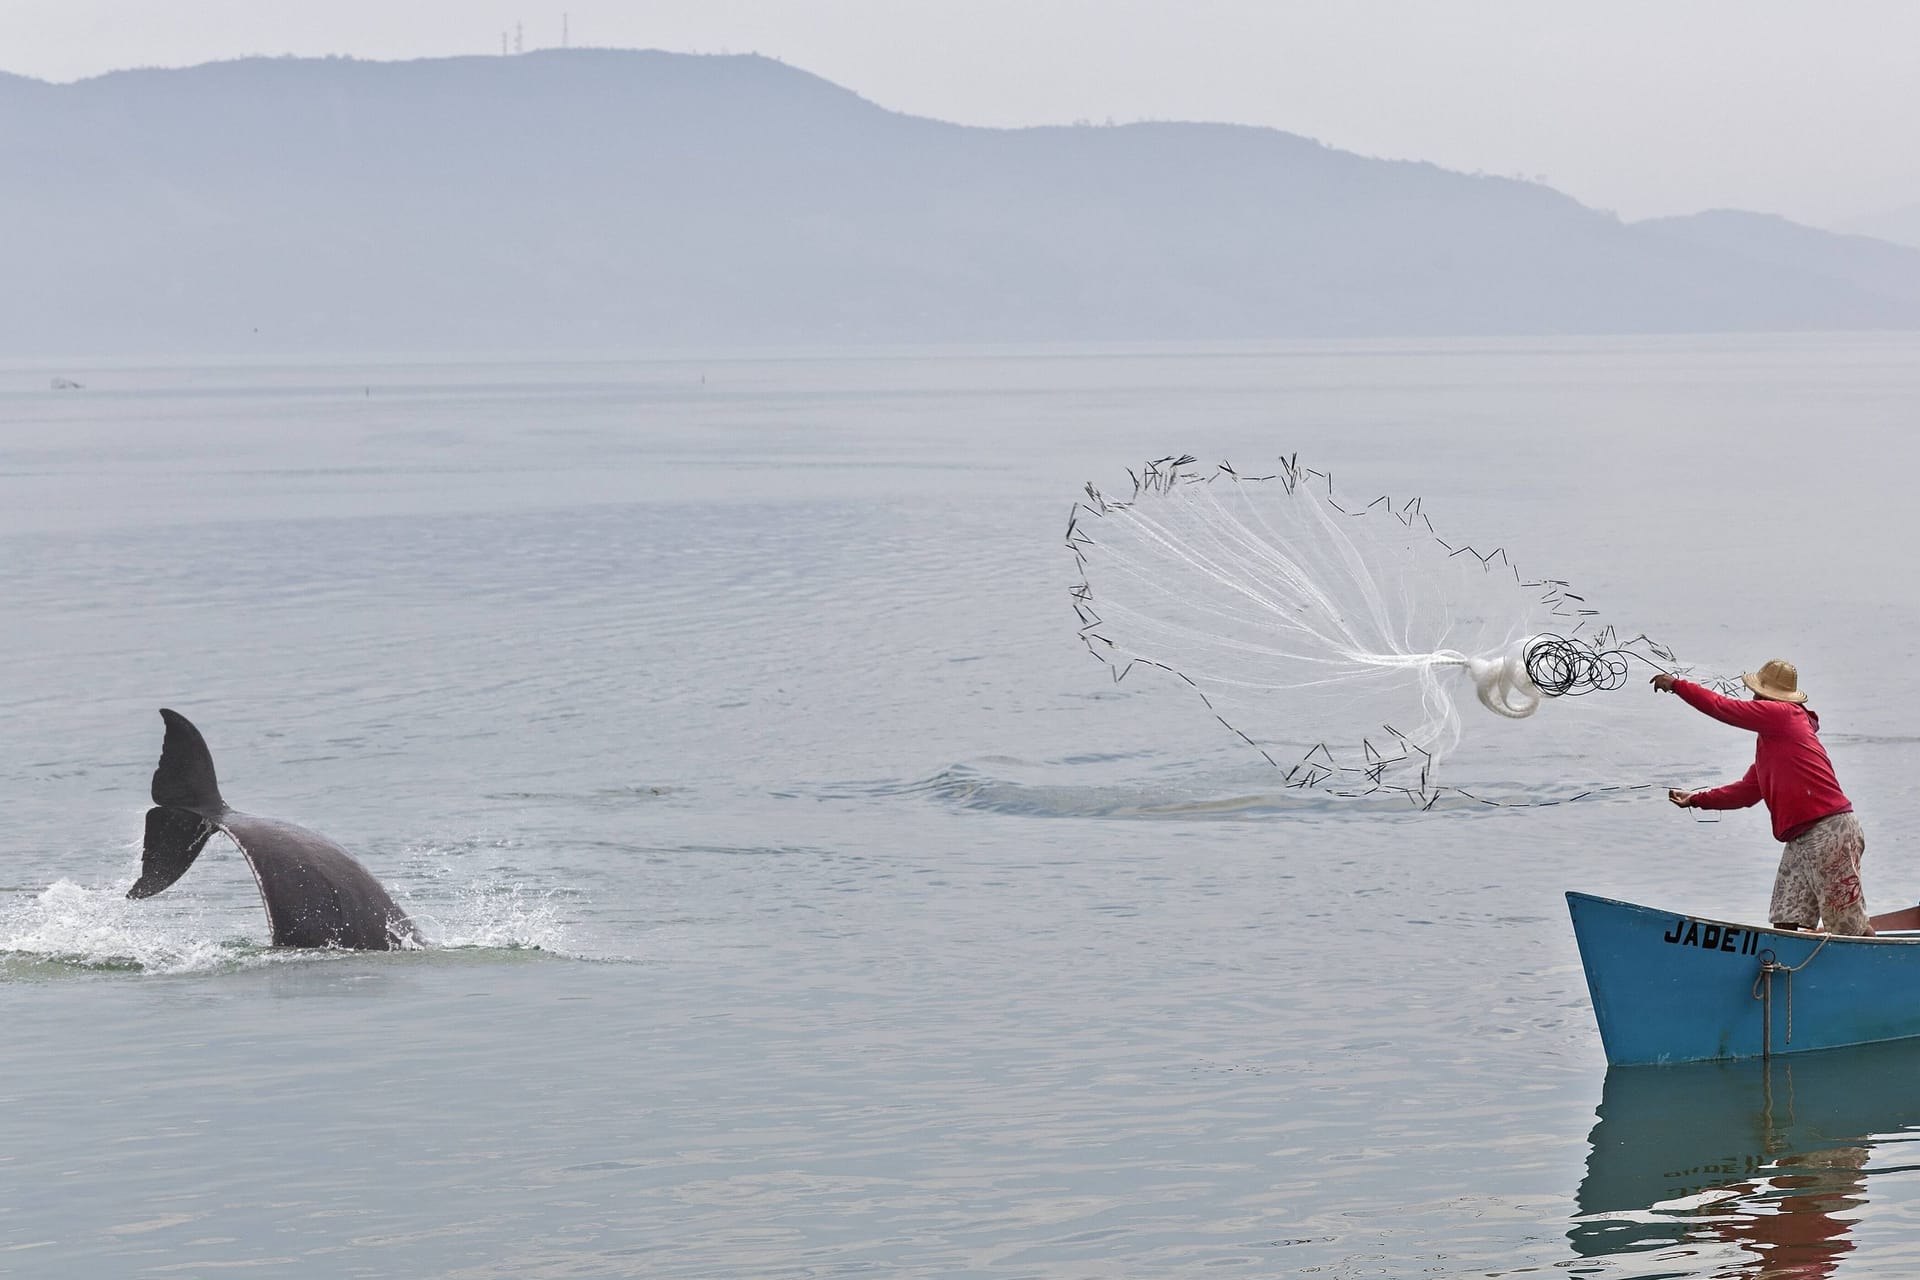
left=1639, top=209, right=1920, bottom=311
left=1840, top=202, right=1920, bottom=252
left=4, top=49, right=1919, bottom=355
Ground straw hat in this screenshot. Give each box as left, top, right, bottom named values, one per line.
left=1742, top=659, right=1809, bottom=704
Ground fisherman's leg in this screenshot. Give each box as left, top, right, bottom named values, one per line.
left=1770, top=838, right=1819, bottom=931
left=1815, top=813, right=1872, bottom=936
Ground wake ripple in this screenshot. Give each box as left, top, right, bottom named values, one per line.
left=402, top=876, right=573, bottom=954
left=813, top=762, right=1637, bottom=819
left=0, top=872, right=579, bottom=978
left=0, top=880, right=266, bottom=976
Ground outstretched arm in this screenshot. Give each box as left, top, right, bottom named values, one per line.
left=1650, top=674, right=1780, bottom=732
left=1677, top=765, right=1762, bottom=811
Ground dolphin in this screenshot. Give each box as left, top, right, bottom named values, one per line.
left=127, top=708, right=420, bottom=950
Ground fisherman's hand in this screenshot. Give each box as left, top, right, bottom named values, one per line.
left=1650, top=673, right=1678, bottom=693
left=1668, top=788, right=1694, bottom=808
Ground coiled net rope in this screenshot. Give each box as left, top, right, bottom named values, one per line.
left=1067, top=456, right=1721, bottom=806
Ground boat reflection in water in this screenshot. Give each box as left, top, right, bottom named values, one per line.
left=1571, top=1039, right=1920, bottom=1276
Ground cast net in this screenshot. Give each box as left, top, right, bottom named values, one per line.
left=1067, top=456, right=1724, bottom=806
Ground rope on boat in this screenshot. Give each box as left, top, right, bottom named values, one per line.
left=1753, top=934, right=1831, bottom=1056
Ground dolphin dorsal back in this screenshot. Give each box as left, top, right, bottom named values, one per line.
left=152, top=708, right=227, bottom=815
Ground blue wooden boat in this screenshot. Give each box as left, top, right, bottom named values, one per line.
left=1567, top=891, right=1920, bottom=1065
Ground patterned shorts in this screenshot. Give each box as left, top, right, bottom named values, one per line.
left=1770, top=811, right=1869, bottom=935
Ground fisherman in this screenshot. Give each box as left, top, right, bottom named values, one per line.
left=1652, top=660, right=1870, bottom=935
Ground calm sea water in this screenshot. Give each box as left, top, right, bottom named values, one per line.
left=5, top=337, right=1920, bottom=1277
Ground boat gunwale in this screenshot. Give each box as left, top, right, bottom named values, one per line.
left=1567, top=890, right=1920, bottom=946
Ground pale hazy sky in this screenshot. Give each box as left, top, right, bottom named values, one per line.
left=8, top=0, right=1918, bottom=229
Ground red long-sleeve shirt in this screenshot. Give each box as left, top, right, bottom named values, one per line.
left=1674, top=680, right=1852, bottom=842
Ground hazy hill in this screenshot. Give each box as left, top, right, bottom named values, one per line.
left=5, top=50, right=1920, bottom=355
left=1841, top=202, right=1920, bottom=252
left=1638, top=210, right=1920, bottom=310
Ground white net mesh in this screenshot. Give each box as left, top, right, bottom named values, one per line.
left=1068, top=456, right=1708, bottom=805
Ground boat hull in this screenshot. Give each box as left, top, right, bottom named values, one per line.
left=1567, top=891, right=1920, bottom=1065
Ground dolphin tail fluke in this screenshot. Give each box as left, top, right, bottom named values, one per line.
left=152, top=708, right=226, bottom=815
left=129, top=804, right=218, bottom=899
